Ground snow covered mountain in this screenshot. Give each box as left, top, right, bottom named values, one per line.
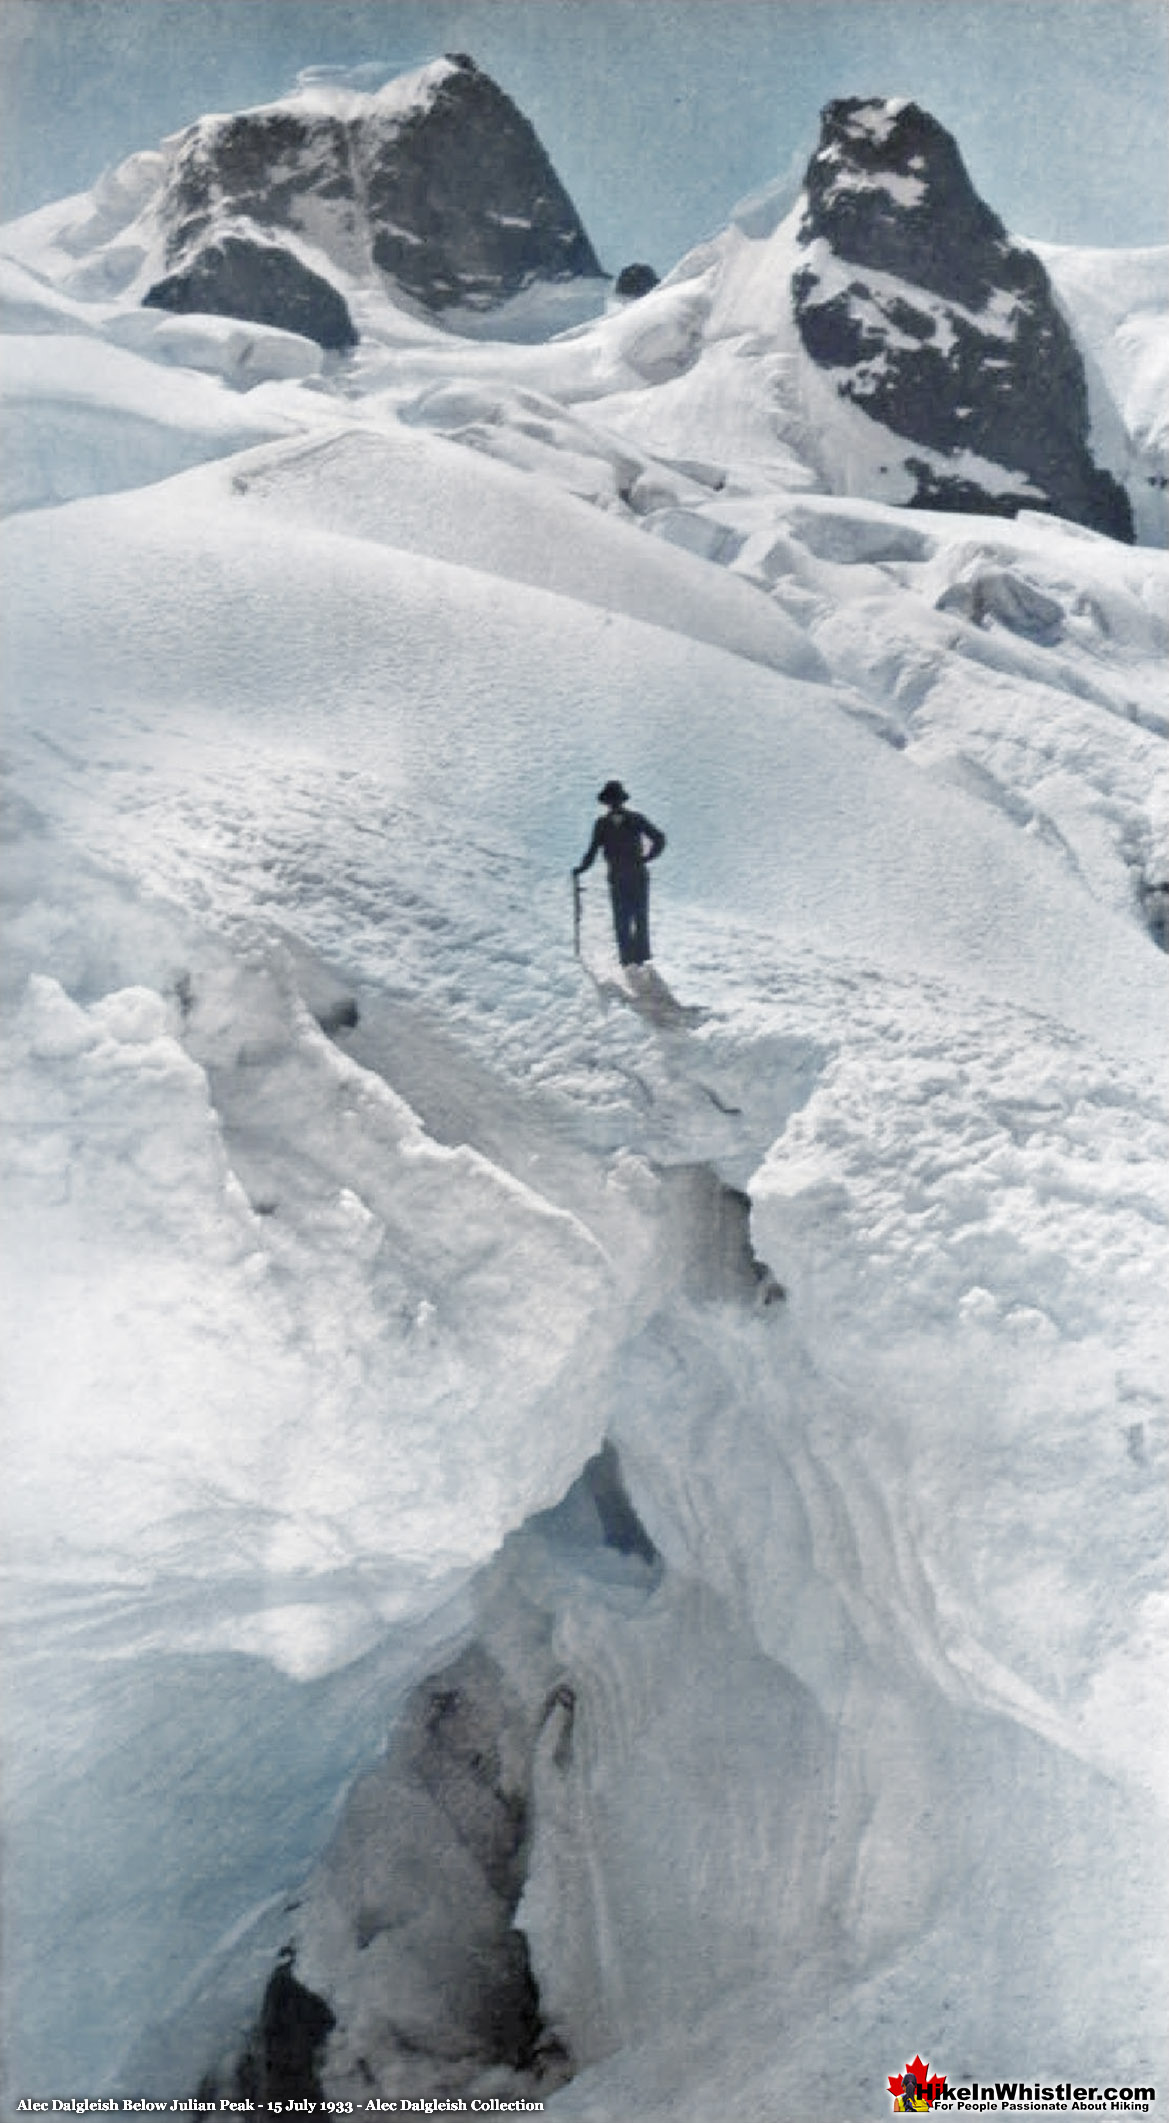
left=1, top=55, right=605, bottom=349
left=791, top=97, right=1133, bottom=539
left=1, top=66, right=1167, bottom=2119
left=582, top=97, right=1162, bottom=546
left=3, top=73, right=1164, bottom=529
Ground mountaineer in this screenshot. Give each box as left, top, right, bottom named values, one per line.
left=573, top=781, right=666, bottom=968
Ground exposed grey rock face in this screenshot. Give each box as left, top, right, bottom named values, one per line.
left=144, top=236, right=357, bottom=349
left=360, top=55, right=603, bottom=309
left=614, top=263, right=660, bottom=300
left=793, top=97, right=1133, bottom=540
left=145, top=53, right=603, bottom=339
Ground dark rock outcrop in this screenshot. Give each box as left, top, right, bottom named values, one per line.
left=144, top=236, right=357, bottom=349
left=146, top=54, right=603, bottom=333
left=802, top=97, right=1009, bottom=311
left=233, top=1953, right=337, bottom=2103
left=614, top=262, right=660, bottom=300
left=792, top=97, right=1133, bottom=540
left=361, top=54, right=603, bottom=310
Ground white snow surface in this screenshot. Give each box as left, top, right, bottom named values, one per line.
left=1, top=145, right=1167, bottom=2115
left=0, top=332, right=296, bottom=512
left=251, top=54, right=460, bottom=127
left=1033, top=241, right=1169, bottom=545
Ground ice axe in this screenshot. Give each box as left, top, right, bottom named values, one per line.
left=572, top=870, right=584, bottom=958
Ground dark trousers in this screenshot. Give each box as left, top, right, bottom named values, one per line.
left=610, top=870, right=650, bottom=966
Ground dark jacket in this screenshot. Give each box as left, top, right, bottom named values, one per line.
left=577, top=809, right=666, bottom=881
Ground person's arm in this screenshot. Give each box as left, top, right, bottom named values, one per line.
left=639, top=815, right=666, bottom=862
left=574, top=820, right=604, bottom=875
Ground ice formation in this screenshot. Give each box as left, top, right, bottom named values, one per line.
left=1, top=68, right=1166, bottom=2121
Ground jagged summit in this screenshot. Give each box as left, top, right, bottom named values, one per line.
left=793, top=95, right=1134, bottom=538
left=145, top=53, right=603, bottom=331
left=801, top=96, right=1012, bottom=310
left=0, top=55, right=605, bottom=349
left=1, top=76, right=1159, bottom=537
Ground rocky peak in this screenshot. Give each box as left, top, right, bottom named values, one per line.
left=358, top=54, right=604, bottom=308
left=793, top=96, right=1133, bottom=540
left=802, top=97, right=1011, bottom=311
left=145, top=54, right=603, bottom=333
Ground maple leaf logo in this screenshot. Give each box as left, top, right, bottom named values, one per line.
left=889, top=2053, right=948, bottom=2109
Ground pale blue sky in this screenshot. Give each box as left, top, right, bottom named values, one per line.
left=2, top=0, right=1166, bottom=264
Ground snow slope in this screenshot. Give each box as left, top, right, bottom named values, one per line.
left=2, top=125, right=1167, bottom=2118
left=0, top=331, right=297, bottom=512
left=1036, top=241, right=1169, bottom=544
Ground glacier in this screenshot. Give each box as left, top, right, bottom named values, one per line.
left=1, top=89, right=1168, bottom=2120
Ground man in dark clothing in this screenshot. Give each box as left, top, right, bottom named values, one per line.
left=574, top=781, right=666, bottom=967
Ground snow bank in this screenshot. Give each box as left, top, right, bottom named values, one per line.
left=1035, top=243, right=1169, bottom=449
left=206, top=421, right=825, bottom=680
left=2, top=957, right=612, bottom=1601
left=0, top=333, right=294, bottom=512
left=0, top=254, right=100, bottom=335
left=520, top=928, right=1167, bottom=2119
left=106, top=308, right=325, bottom=387
left=1031, top=242, right=1169, bottom=544
left=0, top=854, right=615, bottom=2090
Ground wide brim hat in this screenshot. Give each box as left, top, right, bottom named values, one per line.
left=598, top=780, right=628, bottom=804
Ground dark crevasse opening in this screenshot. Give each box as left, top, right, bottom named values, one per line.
left=1139, top=874, right=1169, bottom=951
left=652, top=1162, right=786, bottom=1308
left=223, top=1953, right=336, bottom=2105
left=529, top=1439, right=659, bottom=1567
left=202, top=1443, right=660, bottom=2106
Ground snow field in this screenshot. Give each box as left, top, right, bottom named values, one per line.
left=3, top=455, right=1162, bottom=1063
left=4, top=475, right=1166, bottom=2101
left=1, top=148, right=1167, bottom=2112
left=624, top=483, right=1169, bottom=921
left=0, top=331, right=298, bottom=513
left=203, top=421, right=827, bottom=681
